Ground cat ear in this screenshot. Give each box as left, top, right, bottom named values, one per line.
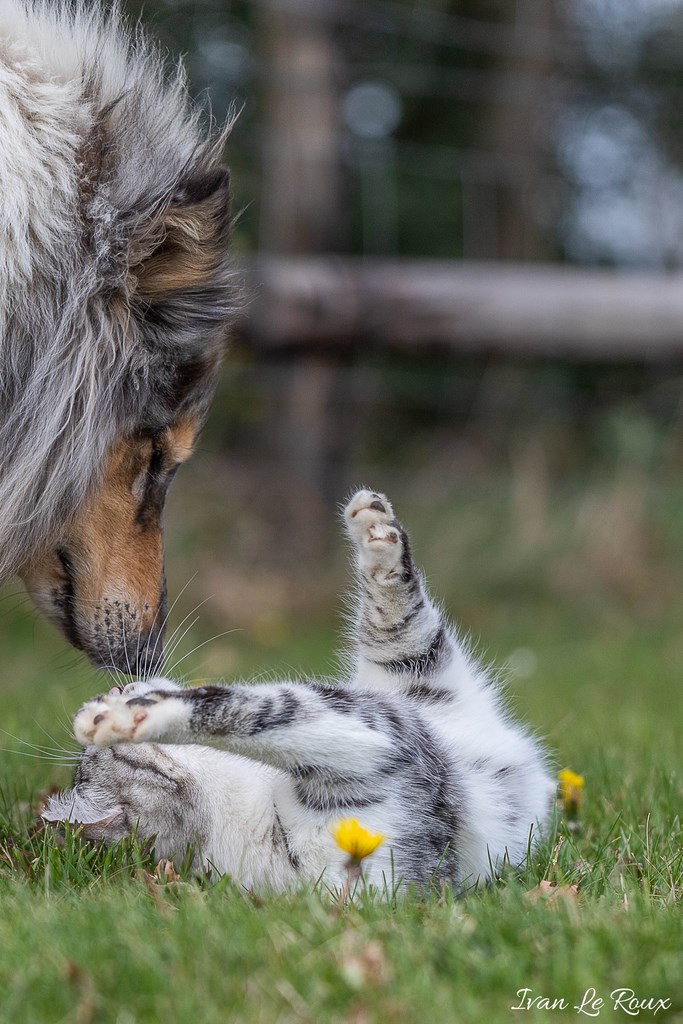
left=132, top=165, right=231, bottom=300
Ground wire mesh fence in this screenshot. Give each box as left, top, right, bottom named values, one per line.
left=126, top=0, right=683, bottom=265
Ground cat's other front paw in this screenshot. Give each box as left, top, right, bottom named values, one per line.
left=344, top=489, right=406, bottom=575
left=107, top=676, right=182, bottom=698
left=73, top=691, right=173, bottom=747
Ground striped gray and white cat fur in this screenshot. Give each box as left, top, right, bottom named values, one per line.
left=45, top=491, right=554, bottom=894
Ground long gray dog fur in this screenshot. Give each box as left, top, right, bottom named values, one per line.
left=0, top=0, right=237, bottom=584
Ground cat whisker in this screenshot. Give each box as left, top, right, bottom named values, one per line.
left=161, top=594, right=216, bottom=668
left=163, top=630, right=239, bottom=678
left=0, top=729, right=81, bottom=764
left=143, top=573, right=198, bottom=681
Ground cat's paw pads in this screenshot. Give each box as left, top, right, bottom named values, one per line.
left=74, top=692, right=167, bottom=747
left=344, top=489, right=395, bottom=531
left=344, top=489, right=406, bottom=571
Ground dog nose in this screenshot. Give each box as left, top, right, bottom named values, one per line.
left=90, top=630, right=164, bottom=675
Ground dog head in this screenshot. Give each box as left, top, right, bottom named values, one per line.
left=0, top=9, right=240, bottom=674
left=17, top=161, right=234, bottom=674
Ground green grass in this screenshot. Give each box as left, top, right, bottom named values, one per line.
left=0, top=486, right=682, bottom=1023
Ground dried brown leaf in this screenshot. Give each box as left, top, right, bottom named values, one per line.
left=135, top=868, right=172, bottom=916
left=154, top=858, right=181, bottom=883
left=339, top=932, right=390, bottom=989
left=526, top=879, right=580, bottom=908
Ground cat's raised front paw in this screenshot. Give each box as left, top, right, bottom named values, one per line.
left=344, top=489, right=406, bottom=575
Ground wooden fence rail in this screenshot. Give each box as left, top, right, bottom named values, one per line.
left=240, top=257, right=683, bottom=360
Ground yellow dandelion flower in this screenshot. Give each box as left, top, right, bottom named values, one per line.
left=332, top=818, right=385, bottom=861
left=558, top=768, right=585, bottom=815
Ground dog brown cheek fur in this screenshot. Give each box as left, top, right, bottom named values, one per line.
left=21, top=421, right=197, bottom=672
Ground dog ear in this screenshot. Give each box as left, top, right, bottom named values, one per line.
left=132, top=165, right=231, bottom=300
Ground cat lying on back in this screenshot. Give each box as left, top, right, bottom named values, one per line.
left=44, top=490, right=554, bottom=893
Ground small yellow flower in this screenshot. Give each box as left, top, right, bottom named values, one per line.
left=332, top=818, right=385, bottom=861
left=558, top=768, right=585, bottom=816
